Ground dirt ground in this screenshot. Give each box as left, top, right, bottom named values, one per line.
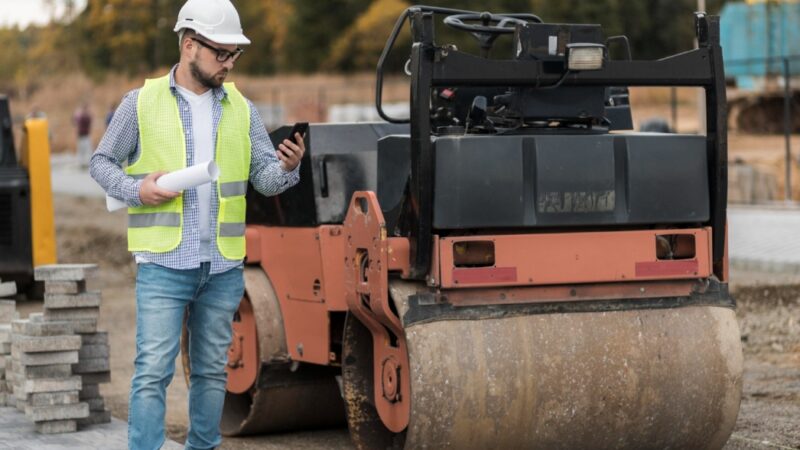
left=14, top=193, right=797, bottom=449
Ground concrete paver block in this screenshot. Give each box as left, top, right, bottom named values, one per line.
left=79, top=383, right=100, bottom=400
left=0, top=324, right=10, bottom=343
left=86, top=397, right=105, bottom=411
left=78, top=344, right=109, bottom=359
left=34, top=264, right=98, bottom=282
left=35, top=419, right=77, bottom=434
left=78, top=408, right=111, bottom=427
left=28, top=390, right=79, bottom=406
left=1, top=342, right=10, bottom=353
left=26, top=402, right=89, bottom=421
left=18, top=363, right=73, bottom=379
left=72, top=358, right=110, bottom=374
left=43, top=307, right=100, bottom=322
left=12, top=335, right=81, bottom=353
left=80, top=371, right=110, bottom=384
left=44, top=280, right=87, bottom=294
left=69, top=319, right=98, bottom=334
left=44, top=292, right=102, bottom=309
left=80, top=332, right=108, bottom=345
left=28, top=312, right=44, bottom=323
left=22, top=376, right=82, bottom=394
left=12, top=319, right=73, bottom=337
left=0, top=282, right=16, bottom=298
left=15, top=350, right=79, bottom=366
left=0, top=300, right=15, bottom=322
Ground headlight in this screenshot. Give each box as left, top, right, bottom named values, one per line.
left=566, top=43, right=606, bottom=71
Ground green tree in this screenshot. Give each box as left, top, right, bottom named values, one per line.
left=324, top=0, right=411, bottom=72
left=283, top=0, right=374, bottom=73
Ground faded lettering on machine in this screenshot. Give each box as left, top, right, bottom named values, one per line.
left=537, top=191, right=615, bottom=213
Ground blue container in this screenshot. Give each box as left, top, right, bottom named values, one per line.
left=720, top=1, right=800, bottom=88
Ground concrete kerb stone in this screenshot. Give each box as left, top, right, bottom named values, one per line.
left=34, top=264, right=98, bottom=282
left=43, top=292, right=101, bottom=309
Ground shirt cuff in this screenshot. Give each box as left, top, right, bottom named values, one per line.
left=126, top=179, right=144, bottom=207
left=283, top=161, right=300, bottom=186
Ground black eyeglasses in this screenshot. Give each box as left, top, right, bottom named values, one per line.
left=190, top=38, right=243, bottom=63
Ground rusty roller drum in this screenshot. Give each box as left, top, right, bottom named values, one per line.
left=344, top=280, right=742, bottom=450
left=182, top=267, right=345, bottom=435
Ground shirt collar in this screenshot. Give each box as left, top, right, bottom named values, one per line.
left=169, top=64, right=227, bottom=102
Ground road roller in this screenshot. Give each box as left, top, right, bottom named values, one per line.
left=184, top=6, right=743, bottom=449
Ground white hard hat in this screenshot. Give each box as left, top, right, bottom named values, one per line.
left=174, top=0, right=250, bottom=46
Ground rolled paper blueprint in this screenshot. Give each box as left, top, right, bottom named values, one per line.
left=105, top=161, right=220, bottom=212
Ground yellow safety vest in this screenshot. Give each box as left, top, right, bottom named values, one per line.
left=126, top=74, right=251, bottom=260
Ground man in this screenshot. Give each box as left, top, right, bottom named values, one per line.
left=73, top=102, right=92, bottom=167
left=89, top=1, right=305, bottom=449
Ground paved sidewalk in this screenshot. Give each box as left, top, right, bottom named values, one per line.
left=0, top=406, right=183, bottom=449
left=729, top=205, right=800, bottom=273
left=50, top=154, right=105, bottom=199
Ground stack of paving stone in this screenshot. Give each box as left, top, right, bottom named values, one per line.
left=35, top=264, right=112, bottom=427
left=9, top=313, right=88, bottom=433
left=0, top=298, right=16, bottom=407
left=74, top=331, right=111, bottom=426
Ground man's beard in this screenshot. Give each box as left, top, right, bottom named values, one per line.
left=189, top=59, right=227, bottom=89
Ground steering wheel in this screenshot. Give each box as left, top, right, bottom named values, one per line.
left=443, top=12, right=542, bottom=56
left=444, top=12, right=540, bottom=34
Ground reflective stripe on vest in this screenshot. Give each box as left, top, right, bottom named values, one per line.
left=129, top=213, right=181, bottom=228
left=220, top=181, right=248, bottom=197
left=126, top=74, right=251, bottom=259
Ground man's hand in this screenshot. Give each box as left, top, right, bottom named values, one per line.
left=139, top=172, right=180, bottom=206
left=277, top=133, right=305, bottom=172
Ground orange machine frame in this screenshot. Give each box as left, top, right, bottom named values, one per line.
left=244, top=225, right=713, bottom=368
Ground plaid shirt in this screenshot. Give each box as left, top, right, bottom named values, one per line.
left=90, top=66, right=299, bottom=274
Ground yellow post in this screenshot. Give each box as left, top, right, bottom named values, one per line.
left=19, top=119, right=57, bottom=266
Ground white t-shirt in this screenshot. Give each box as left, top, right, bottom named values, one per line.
left=176, top=85, right=214, bottom=262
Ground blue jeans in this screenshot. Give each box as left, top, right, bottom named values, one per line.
left=128, top=262, right=244, bottom=450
